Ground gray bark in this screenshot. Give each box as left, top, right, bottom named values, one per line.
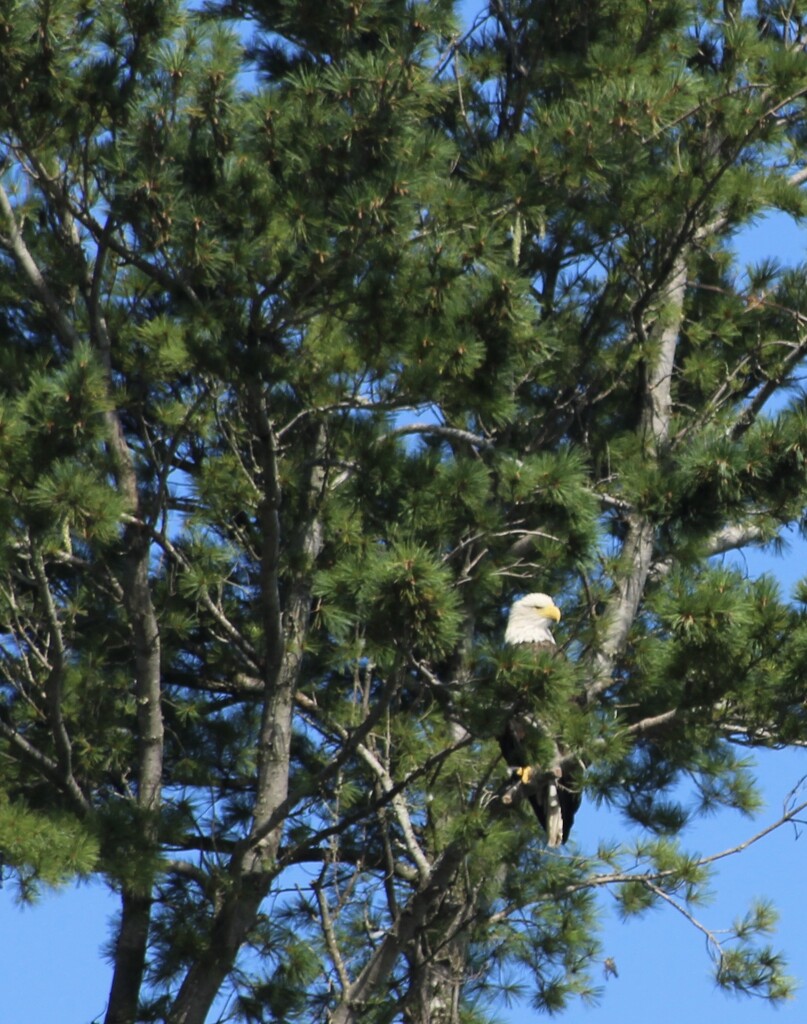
left=587, top=252, right=688, bottom=701
left=167, top=416, right=327, bottom=1024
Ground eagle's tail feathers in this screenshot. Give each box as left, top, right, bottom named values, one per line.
left=543, top=781, right=564, bottom=847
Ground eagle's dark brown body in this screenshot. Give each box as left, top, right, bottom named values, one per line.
left=499, top=719, right=581, bottom=843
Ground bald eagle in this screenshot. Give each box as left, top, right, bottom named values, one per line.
left=501, top=593, right=581, bottom=846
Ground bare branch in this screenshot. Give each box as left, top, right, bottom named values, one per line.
left=30, top=545, right=82, bottom=804
left=0, top=180, right=81, bottom=349
left=557, top=798, right=807, bottom=901
left=0, top=713, right=89, bottom=815
left=315, top=876, right=352, bottom=996
left=624, top=708, right=679, bottom=735
left=650, top=523, right=770, bottom=580
left=587, top=252, right=688, bottom=702
left=121, top=514, right=261, bottom=674
left=383, top=422, right=494, bottom=451
left=730, top=325, right=807, bottom=440
left=330, top=838, right=469, bottom=1024
left=355, top=740, right=432, bottom=883
left=643, top=879, right=725, bottom=962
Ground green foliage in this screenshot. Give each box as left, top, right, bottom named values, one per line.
left=0, top=0, right=807, bottom=1021
left=715, top=902, right=796, bottom=1001
left=0, top=795, right=98, bottom=899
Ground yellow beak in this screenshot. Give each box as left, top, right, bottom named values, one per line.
left=538, top=604, right=561, bottom=623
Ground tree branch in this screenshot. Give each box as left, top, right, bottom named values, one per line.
left=30, top=544, right=83, bottom=807
left=329, top=838, right=469, bottom=1024
left=383, top=422, right=494, bottom=451
left=0, top=179, right=81, bottom=349
left=355, top=739, right=433, bottom=883
left=587, top=252, right=688, bottom=702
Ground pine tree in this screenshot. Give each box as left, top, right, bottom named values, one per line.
left=2, top=1, right=807, bottom=1022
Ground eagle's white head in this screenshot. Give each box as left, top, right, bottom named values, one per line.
left=504, top=592, right=561, bottom=646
